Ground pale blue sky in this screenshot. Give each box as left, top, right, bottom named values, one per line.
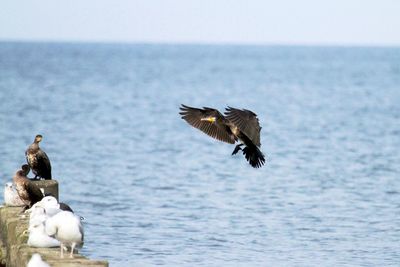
left=1, top=0, right=400, bottom=46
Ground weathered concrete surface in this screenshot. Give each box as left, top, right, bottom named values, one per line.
left=33, top=179, right=59, bottom=200
left=0, top=180, right=108, bottom=267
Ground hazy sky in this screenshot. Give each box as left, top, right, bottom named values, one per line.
left=1, top=0, right=400, bottom=46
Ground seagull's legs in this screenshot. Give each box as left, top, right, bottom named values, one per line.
left=70, top=243, right=76, bottom=258
left=60, top=242, right=64, bottom=258
left=232, top=144, right=244, bottom=155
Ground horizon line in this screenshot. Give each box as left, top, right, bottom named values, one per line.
left=1, top=38, right=399, bottom=49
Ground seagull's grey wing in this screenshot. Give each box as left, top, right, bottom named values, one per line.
left=79, top=222, right=84, bottom=242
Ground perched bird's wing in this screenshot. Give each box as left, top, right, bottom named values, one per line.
left=59, top=202, right=74, bottom=213
left=79, top=222, right=85, bottom=243
left=25, top=147, right=33, bottom=166
left=26, top=182, right=44, bottom=206
left=36, top=150, right=52, bottom=179
left=15, top=183, right=30, bottom=204
left=179, top=104, right=236, bottom=144
left=224, top=107, right=262, bottom=146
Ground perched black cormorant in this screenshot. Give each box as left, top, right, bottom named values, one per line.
left=179, top=104, right=265, bottom=168
left=25, top=134, right=52, bottom=180
left=13, top=164, right=44, bottom=208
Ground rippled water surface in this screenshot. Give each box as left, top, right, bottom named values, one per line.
left=0, top=42, right=399, bottom=266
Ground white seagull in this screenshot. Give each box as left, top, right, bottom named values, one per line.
left=3, top=182, right=25, bottom=206
left=26, top=196, right=73, bottom=217
left=29, top=206, right=48, bottom=227
left=27, top=253, right=51, bottom=267
left=45, top=210, right=84, bottom=258
left=28, top=219, right=60, bottom=248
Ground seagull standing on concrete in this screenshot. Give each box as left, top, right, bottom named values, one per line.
left=45, top=210, right=84, bottom=258
left=28, top=219, right=61, bottom=248
left=3, top=182, right=25, bottom=206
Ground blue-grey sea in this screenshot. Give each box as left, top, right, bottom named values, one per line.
left=0, top=42, right=399, bottom=266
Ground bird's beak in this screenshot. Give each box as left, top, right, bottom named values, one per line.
left=200, top=117, right=216, bottom=123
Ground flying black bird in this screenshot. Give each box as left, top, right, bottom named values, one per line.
left=179, top=104, right=265, bottom=168
left=25, top=134, right=52, bottom=180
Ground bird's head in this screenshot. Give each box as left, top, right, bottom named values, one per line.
left=21, top=164, right=30, bottom=175
left=42, top=196, right=59, bottom=208
left=200, top=116, right=216, bottom=123
left=34, top=134, right=43, bottom=143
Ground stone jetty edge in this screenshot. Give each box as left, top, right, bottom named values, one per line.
left=0, top=179, right=108, bottom=267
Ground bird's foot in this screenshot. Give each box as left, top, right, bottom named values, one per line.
left=231, top=144, right=244, bottom=155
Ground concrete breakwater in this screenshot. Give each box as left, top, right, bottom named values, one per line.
left=0, top=180, right=108, bottom=267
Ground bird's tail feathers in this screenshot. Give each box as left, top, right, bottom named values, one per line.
left=242, top=146, right=265, bottom=168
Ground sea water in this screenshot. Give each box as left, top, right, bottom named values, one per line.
left=0, top=42, right=399, bottom=266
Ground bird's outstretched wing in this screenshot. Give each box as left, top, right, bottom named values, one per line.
left=179, top=104, right=236, bottom=144
left=224, top=107, right=262, bottom=147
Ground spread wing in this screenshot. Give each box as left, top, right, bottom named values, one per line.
left=224, top=107, right=262, bottom=147
left=179, top=104, right=236, bottom=144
